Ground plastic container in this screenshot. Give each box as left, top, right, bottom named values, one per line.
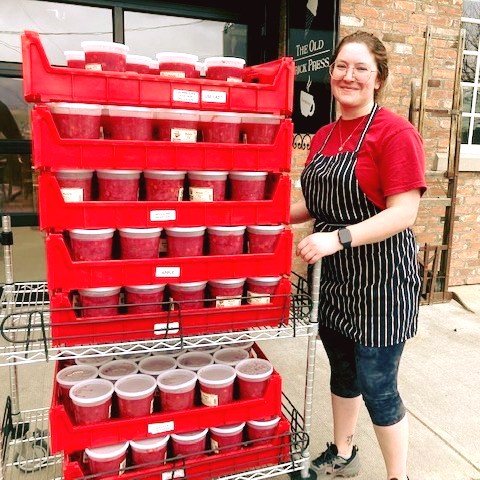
left=81, top=40, right=129, bottom=72
left=75, top=355, right=115, bottom=368
left=190, top=345, right=221, bottom=354
left=119, top=227, right=162, bottom=259
left=149, top=59, right=160, bottom=75
left=176, top=352, right=213, bottom=372
left=155, top=109, right=199, bottom=142
left=165, top=226, right=205, bottom=257
left=156, top=368, right=197, bottom=412
left=168, top=281, right=207, bottom=310
left=144, top=170, right=186, bottom=201
left=106, top=106, right=154, bottom=141
left=126, top=54, right=153, bottom=74
left=225, top=341, right=254, bottom=352
left=229, top=172, right=268, bottom=201
left=241, top=114, right=281, bottom=144
left=78, top=286, right=121, bottom=318
left=114, top=373, right=157, bottom=418
left=204, top=57, right=245, bottom=82
left=98, top=359, right=138, bottom=382
left=246, top=416, right=281, bottom=445
left=69, top=378, right=114, bottom=425
left=197, top=364, right=236, bottom=406
left=188, top=171, right=228, bottom=201
left=235, top=358, right=273, bottom=400
left=210, top=422, right=245, bottom=453
left=84, top=442, right=129, bottom=476
left=64, top=50, right=85, bottom=69
left=125, top=284, right=165, bottom=314
left=56, top=365, right=99, bottom=408
left=247, top=225, right=285, bottom=254
left=96, top=169, right=141, bottom=201
left=246, top=276, right=281, bottom=305
left=115, top=353, right=151, bottom=363
left=200, top=113, right=241, bottom=143
left=208, top=278, right=245, bottom=308
left=130, top=436, right=170, bottom=466
left=156, top=52, right=199, bottom=79
left=207, top=226, right=245, bottom=256
left=171, top=429, right=208, bottom=458
left=54, top=169, right=93, bottom=202
left=49, top=102, right=102, bottom=139
left=194, top=61, right=204, bottom=77
left=139, top=355, right=177, bottom=376
left=69, top=228, right=115, bottom=261
left=213, top=347, right=249, bottom=366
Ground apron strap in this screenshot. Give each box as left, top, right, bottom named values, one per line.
left=353, top=103, right=379, bottom=154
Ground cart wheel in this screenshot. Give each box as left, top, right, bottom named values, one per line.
left=289, top=468, right=318, bottom=480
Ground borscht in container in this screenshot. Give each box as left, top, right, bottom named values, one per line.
left=204, top=56, right=245, bottom=82
left=64, top=50, right=85, bottom=69
left=55, top=169, right=93, bottom=202
left=188, top=171, right=228, bottom=201
left=235, top=358, right=273, bottom=400
left=156, top=368, right=197, bottom=412
left=156, top=52, right=199, bottom=79
left=229, top=171, right=268, bottom=201
left=247, top=225, right=285, bottom=254
left=207, top=226, right=245, bottom=255
left=84, top=442, right=129, bottom=476
left=171, top=429, right=208, bottom=458
left=200, top=112, right=241, bottom=143
left=144, top=170, right=186, bottom=201
left=168, top=281, right=207, bottom=310
left=98, top=359, right=138, bottom=383
left=78, top=286, right=121, bottom=319
left=194, top=61, right=204, bottom=78
left=106, top=106, right=154, bottom=141
left=69, top=228, right=115, bottom=262
left=241, top=113, right=281, bottom=144
left=155, top=108, right=199, bottom=142
left=176, top=351, right=213, bottom=372
left=197, top=364, right=236, bottom=406
left=49, top=102, right=102, bottom=139
left=114, top=373, right=157, bottom=418
left=208, top=278, right=245, bottom=308
left=124, top=284, right=165, bottom=314
left=97, top=169, right=141, bottom=201
left=75, top=355, right=115, bottom=368
left=213, top=347, right=249, bottom=366
left=246, top=416, right=281, bottom=445
left=139, top=355, right=177, bottom=377
left=56, top=364, right=98, bottom=410
left=210, top=423, right=245, bottom=453
left=126, top=54, right=152, bottom=74
left=130, top=436, right=170, bottom=466
left=69, top=378, right=114, bottom=425
left=81, top=40, right=129, bottom=72
left=119, top=227, right=162, bottom=259
left=246, top=276, right=281, bottom=305
left=165, top=226, right=205, bottom=257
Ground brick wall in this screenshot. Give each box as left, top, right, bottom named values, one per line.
left=290, top=0, right=480, bottom=286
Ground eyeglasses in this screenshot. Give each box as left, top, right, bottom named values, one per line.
left=329, top=62, right=377, bottom=83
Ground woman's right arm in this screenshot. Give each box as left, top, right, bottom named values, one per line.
left=290, top=197, right=313, bottom=224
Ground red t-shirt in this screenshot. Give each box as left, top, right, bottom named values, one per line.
left=305, top=107, right=427, bottom=210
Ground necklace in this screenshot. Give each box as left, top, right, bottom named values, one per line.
left=337, top=116, right=367, bottom=152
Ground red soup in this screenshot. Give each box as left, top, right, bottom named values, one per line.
left=81, top=40, right=129, bottom=72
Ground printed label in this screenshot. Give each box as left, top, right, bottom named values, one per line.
left=211, top=438, right=219, bottom=454
left=162, top=469, right=185, bottom=480
left=247, top=291, right=271, bottom=305
left=172, top=89, right=199, bottom=104
left=227, top=77, right=243, bottom=83
left=85, top=63, right=102, bottom=71
left=150, top=210, right=176, bottom=221
left=154, top=322, right=180, bottom=335
left=201, top=390, right=219, bottom=407
left=178, top=187, right=184, bottom=201
left=189, top=187, right=213, bottom=202
left=216, top=296, right=242, bottom=308
left=201, top=90, right=227, bottom=103
left=119, top=459, right=126, bottom=475
left=60, top=187, right=84, bottom=203
left=155, top=266, right=181, bottom=278
left=171, top=128, right=197, bottom=142
left=160, top=71, right=186, bottom=79
left=159, top=238, right=168, bottom=254
left=148, top=420, right=175, bottom=435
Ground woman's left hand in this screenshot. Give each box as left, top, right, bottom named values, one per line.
left=296, top=231, right=342, bottom=264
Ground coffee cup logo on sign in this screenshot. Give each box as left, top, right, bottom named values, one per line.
left=300, top=90, right=315, bottom=117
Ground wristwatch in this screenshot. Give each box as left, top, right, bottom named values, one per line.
left=337, top=228, right=352, bottom=249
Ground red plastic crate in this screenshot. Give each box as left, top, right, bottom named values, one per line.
left=50, top=278, right=291, bottom=347
left=50, top=347, right=282, bottom=454
left=31, top=106, right=293, bottom=172
left=38, top=173, right=291, bottom=231
left=63, top=417, right=291, bottom=480
left=22, top=31, right=294, bottom=115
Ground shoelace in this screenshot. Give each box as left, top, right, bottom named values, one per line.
left=314, top=443, right=339, bottom=466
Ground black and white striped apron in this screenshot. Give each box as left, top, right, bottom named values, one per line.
left=301, top=104, right=421, bottom=347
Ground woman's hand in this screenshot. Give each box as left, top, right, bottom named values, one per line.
left=296, top=231, right=342, bottom=264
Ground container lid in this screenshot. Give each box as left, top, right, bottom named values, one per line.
left=199, top=112, right=241, bottom=124
left=81, top=40, right=129, bottom=54
left=115, top=353, right=151, bottom=363
left=188, top=171, right=228, bottom=178
left=96, top=169, right=142, bottom=176
left=208, top=278, right=246, bottom=287
left=56, top=365, right=98, bottom=387
left=247, top=276, right=282, bottom=284
left=188, top=345, right=221, bottom=354
left=54, top=169, right=94, bottom=177
left=171, top=429, right=208, bottom=442
left=85, top=442, right=129, bottom=460
left=229, top=171, right=268, bottom=179
left=125, top=284, right=166, bottom=293
left=64, top=50, right=85, bottom=61
left=69, top=228, right=115, bottom=236
left=69, top=378, right=114, bottom=405
left=130, top=435, right=170, bottom=451
left=114, top=374, right=157, bottom=399
left=210, top=422, right=246, bottom=435
left=127, top=54, right=153, bottom=66
left=139, top=355, right=177, bottom=375
left=204, top=57, right=246, bottom=68
left=165, top=226, right=206, bottom=233
left=78, top=286, right=121, bottom=296
left=235, top=358, right=273, bottom=380
left=247, top=416, right=281, bottom=428
left=144, top=170, right=187, bottom=177
left=169, top=281, right=208, bottom=290
left=150, top=59, right=160, bottom=68
left=207, top=226, right=246, bottom=234
left=197, top=364, right=236, bottom=386
left=156, top=52, right=199, bottom=64
left=98, top=359, right=138, bottom=381
left=213, top=347, right=249, bottom=366
left=177, top=352, right=213, bottom=371
left=119, top=227, right=162, bottom=234
left=155, top=108, right=200, bottom=121
left=48, top=102, right=103, bottom=114
left=106, top=106, right=154, bottom=118
left=241, top=113, right=283, bottom=124
left=226, top=340, right=254, bottom=350
left=75, top=355, right=115, bottom=367
left=247, top=225, right=285, bottom=234
left=157, top=368, right=197, bottom=391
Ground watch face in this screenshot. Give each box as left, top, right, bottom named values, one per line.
left=339, top=228, right=352, bottom=245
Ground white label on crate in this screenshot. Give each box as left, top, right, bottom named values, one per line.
left=171, top=128, right=197, bottom=142
left=227, top=77, right=243, bottom=83
left=60, top=188, right=83, bottom=203
left=189, top=187, right=213, bottom=202
left=148, top=420, right=175, bottom=435
left=85, top=63, right=102, bottom=71
left=160, top=71, right=186, bottom=79
left=216, top=296, right=242, bottom=308
left=173, top=89, right=199, bottom=103
left=201, top=90, right=227, bottom=103
left=201, top=390, right=218, bottom=407
left=150, top=210, right=176, bottom=221
left=119, top=459, right=126, bottom=475
left=154, top=322, right=180, bottom=335
left=247, top=291, right=271, bottom=305
left=211, top=438, right=219, bottom=454
left=155, top=266, right=180, bottom=278
left=159, top=238, right=168, bottom=254
left=162, top=469, right=185, bottom=480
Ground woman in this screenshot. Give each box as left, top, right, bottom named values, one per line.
left=291, top=31, right=426, bottom=480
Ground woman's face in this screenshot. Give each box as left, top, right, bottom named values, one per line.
left=330, top=42, right=380, bottom=113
